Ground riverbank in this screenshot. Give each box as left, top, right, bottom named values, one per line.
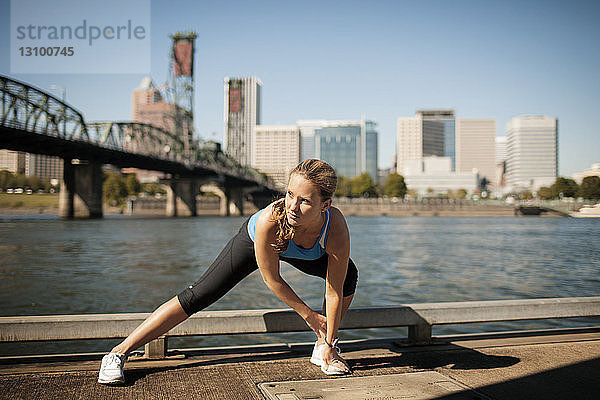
left=0, top=193, right=126, bottom=215
left=0, top=193, right=59, bottom=214
left=0, top=203, right=521, bottom=217
left=335, top=203, right=518, bottom=217
left=0, top=194, right=570, bottom=217
left=103, top=199, right=561, bottom=218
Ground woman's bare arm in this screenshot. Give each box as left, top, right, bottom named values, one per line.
left=254, top=207, right=327, bottom=336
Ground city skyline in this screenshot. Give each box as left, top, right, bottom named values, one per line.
left=0, top=0, right=598, bottom=177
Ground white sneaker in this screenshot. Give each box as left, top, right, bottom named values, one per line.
left=98, top=352, right=127, bottom=384
left=309, top=339, right=348, bottom=375
left=309, top=340, right=323, bottom=366
left=321, top=359, right=349, bottom=376
left=310, top=339, right=341, bottom=365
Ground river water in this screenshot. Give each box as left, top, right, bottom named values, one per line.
left=1, top=214, right=599, bottom=356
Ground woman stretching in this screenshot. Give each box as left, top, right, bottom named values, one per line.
left=98, top=159, right=358, bottom=384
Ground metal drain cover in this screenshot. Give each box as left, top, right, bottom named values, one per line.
left=259, top=371, right=489, bottom=400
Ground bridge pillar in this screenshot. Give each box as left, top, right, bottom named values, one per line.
left=224, top=187, right=246, bottom=216
left=165, top=178, right=198, bottom=217
left=199, top=183, right=260, bottom=216
left=59, top=159, right=103, bottom=219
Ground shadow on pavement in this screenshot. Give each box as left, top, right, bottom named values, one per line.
left=432, top=357, right=600, bottom=400
left=351, top=342, right=519, bottom=372
left=120, top=340, right=520, bottom=386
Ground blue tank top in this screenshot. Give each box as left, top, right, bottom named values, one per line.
left=247, top=207, right=331, bottom=260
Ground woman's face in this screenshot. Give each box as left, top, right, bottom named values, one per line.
left=285, top=173, right=328, bottom=227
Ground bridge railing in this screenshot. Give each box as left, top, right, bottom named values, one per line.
left=1, top=75, right=88, bottom=141
left=1, top=297, right=599, bottom=358
left=87, top=121, right=187, bottom=162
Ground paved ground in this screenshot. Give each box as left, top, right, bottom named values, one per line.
left=1, top=329, right=599, bottom=400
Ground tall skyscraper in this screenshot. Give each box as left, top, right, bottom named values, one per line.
left=455, top=118, right=496, bottom=183
left=418, top=109, right=455, bottom=170
left=364, top=120, right=378, bottom=181
left=298, top=119, right=377, bottom=181
left=252, top=125, right=300, bottom=188
left=506, top=115, right=558, bottom=188
left=224, top=77, right=262, bottom=166
left=396, top=112, right=445, bottom=174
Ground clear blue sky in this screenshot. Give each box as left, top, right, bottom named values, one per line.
left=1, top=0, right=599, bottom=176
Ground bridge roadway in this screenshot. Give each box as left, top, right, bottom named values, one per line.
left=0, top=328, right=598, bottom=399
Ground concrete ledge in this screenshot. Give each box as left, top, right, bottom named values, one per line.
left=2, top=297, right=599, bottom=343
left=411, top=297, right=600, bottom=324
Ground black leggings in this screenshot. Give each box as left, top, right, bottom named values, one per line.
left=177, top=219, right=358, bottom=316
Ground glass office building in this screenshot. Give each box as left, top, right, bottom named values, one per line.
left=442, top=119, right=455, bottom=170
left=311, top=119, right=378, bottom=181
left=317, top=125, right=361, bottom=178
left=364, top=121, right=378, bottom=180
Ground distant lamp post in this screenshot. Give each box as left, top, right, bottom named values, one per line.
left=50, top=84, right=67, bottom=134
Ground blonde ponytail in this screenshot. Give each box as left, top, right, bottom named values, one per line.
left=270, top=198, right=294, bottom=253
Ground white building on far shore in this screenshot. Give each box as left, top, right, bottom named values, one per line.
left=402, top=156, right=478, bottom=196
left=506, top=115, right=557, bottom=189
left=573, top=163, right=600, bottom=183
left=455, top=118, right=496, bottom=183
left=252, top=125, right=300, bottom=189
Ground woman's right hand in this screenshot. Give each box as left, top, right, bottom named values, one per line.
left=304, top=310, right=327, bottom=338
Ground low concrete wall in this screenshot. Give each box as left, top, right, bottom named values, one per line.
left=335, top=198, right=517, bottom=217
left=2, top=297, right=599, bottom=344
left=127, top=197, right=259, bottom=216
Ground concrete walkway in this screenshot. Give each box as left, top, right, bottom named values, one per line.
left=1, top=329, right=599, bottom=399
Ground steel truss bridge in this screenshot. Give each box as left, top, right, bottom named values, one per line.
left=0, top=74, right=275, bottom=188
left=0, top=74, right=279, bottom=217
